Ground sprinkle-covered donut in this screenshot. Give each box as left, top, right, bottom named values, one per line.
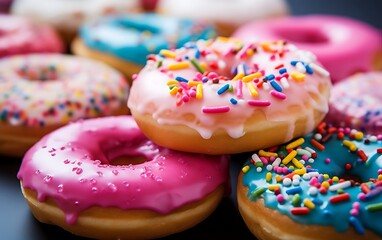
left=72, top=13, right=216, bottom=79
left=11, top=0, right=140, bottom=43
left=0, top=14, right=63, bottom=57
left=128, top=37, right=332, bottom=154
left=0, top=54, right=128, bottom=156
left=17, top=116, right=229, bottom=239
left=158, top=0, right=289, bottom=36
left=326, top=71, right=382, bottom=135
left=232, top=15, right=382, bottom=83
left=238, top=122, right=382, bottom=239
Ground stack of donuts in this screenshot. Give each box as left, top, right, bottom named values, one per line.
left=0, top=0, right=380, bottom=239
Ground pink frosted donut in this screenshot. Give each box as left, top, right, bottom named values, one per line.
left=326, top=71, right=382, bottom=135
left=17, top=116, right=229, bottom=239
left=232, top=15, right=382, bottom=83
left=0, top=14, right=63, bottom=57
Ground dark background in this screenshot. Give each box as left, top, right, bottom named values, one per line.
left=288, top=0, right=382, bottom=29
left=1, top=1, right=381, bottom=239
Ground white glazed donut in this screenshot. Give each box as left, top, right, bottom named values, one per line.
left=128, top=37, right=332, bottom=155
left=158, top=0, right=289, bottom=36
left=11, top=0, right=140, bottom=42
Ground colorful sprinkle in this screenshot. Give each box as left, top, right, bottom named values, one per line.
left=349, top=216, right=365, bottom=235
left=270, top=90, right=286, bottom=100
left=201, top=106, right=230, bottom=113
left=190, top=58, right=205, bottom=73
left=167, top=61, right=190, bottom=70
left=329, top=193, right=350, bottom=203
left=290, top=72, right=306, bottom=82
left=286, top=138, right=305, bottom=150
left=159, top=49, right=177, bottom=58
left=251, top=187, right=267, bottom=199
left=366, top=203, right=382, bottom=212
left=247, top=100, right=271, bottom=107
left=291, top=207, right=310, bottom=215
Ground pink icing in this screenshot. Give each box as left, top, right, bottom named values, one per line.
left=326, top=71, right=382, bottom=135
left=0, top=14, right=63, bottom=57
left=232, top=15, right=382, bottom=82
left=128, top=38, right=331, bottom=141
left=17, top=116, right=229, bottom=224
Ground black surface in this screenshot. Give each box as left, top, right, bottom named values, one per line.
left=1, top=1, right=381, bottom=239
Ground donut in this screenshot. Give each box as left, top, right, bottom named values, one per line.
left=237, top=122, right=382, bottom=239
left=11, top=0, right=140, bottom=43
left=325, top=71, right=382, bottom=135
left=128, top=37, right=332, bottom=155
left=0, top=54, right=128, bottom=157
left=232, top=15, right=382, bottom=83
left=158, top=0, right=289, bottom=37
left=0, top=14, right=64, bottom=57
left=71, top=13, right=216, bottom=80
left=17, top=116, right=229, bottom=239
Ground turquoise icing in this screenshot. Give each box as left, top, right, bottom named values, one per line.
left=241, top=125, right=382, bottom=236
left=79, top=13, right=217, bottom=65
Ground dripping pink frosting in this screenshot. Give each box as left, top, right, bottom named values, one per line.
left=0, top=14, right=63, bottom=57
left=17, top=116, right=229, bottom=224
left=232, top=15, right=382, bottom=82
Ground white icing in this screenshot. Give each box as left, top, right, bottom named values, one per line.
left=128, top=39, right=331, bottom=139
left=11, top=0, right=139, bottom=32
left=159, top=0, right=288, bottom=25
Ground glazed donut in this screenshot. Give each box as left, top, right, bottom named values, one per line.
left=232, top=15, right=382, bottom=83
left=158, top=0, right=288, bottom=37
left=0, top=54, right=128, bottom=157
left=17, top=116, right=229, bottom=239
left=128, top=37, right=332, bottom=155
left=11, top=0, right=140, bottom=43
left=71, top=13, right=216, bottom=80
left=0, top=14, right=63, bottom=57
left=326, top=71, right=382, bottom=135
left=238, top=122, right=382, bottom=239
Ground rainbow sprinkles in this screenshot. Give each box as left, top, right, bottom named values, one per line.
left=241, top=122, right=382, bottom=236
left=145, top=37, right=330, bottom=112
left=128, top=37, right=331, bottom=141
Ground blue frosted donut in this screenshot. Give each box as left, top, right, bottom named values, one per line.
left=238, top=122, right=382, bottom=239
left=72, top=13, right=216, bottom=78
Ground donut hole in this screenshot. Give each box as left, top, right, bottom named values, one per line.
left=109, top=155, right=147, bottom=166
left=17, top=64, right=59, bottom=81
left=276, top=28, right=329, bottom=44
left=98, top=139, right=153, bottom=166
